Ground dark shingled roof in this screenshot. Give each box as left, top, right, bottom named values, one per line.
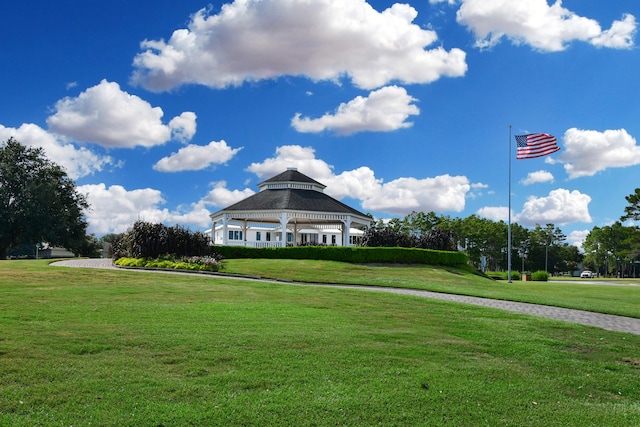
left=260, top=169, right=324, bottom=187
left=223, top=187, right=366, bottom=217
left=219, top=169, right=367, bottom=218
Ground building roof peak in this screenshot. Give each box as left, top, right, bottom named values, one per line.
left=259, top=169, right=326, bottom=191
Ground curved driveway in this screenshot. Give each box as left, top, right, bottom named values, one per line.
left=51, top=258, right=640, bottom=335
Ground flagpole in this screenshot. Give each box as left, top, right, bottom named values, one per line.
left=508, top=125, right=512, bottom=283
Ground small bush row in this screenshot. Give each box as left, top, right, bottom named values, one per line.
left=114, top=255, right=222, bottom=272
left=214, top=245, right=467, bottom=266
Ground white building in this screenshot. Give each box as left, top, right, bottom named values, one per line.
left=208, top=169, right=371, bottom=247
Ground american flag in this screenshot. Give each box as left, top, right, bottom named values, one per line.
left=515, top=133, right=560, bottom=159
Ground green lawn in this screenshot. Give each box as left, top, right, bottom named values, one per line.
left=1, top=260, right=640, bottom=426
left=222, top=258, right=640, bottom=318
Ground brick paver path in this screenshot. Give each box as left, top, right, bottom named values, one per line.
left=51, top=258, right=640, bottom=335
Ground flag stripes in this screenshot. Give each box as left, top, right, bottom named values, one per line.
left=515, top=133, right=560, bottom=159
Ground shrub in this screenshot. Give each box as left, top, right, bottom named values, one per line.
left=114, top=257, right=147, bottom=267
left=173, top=262, right=200, bottom=271
left=114, top=255, right=221, bottom=273
left=531, top=270, right=549, bottom=281
left=144, top=259, right=175, bottom=269
left=111, top=221, right=211, bottom=260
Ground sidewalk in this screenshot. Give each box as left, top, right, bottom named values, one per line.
left=51, top=258, right=640, bottom=335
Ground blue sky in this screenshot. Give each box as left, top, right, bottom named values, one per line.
left=1, top=0, right=638, bottom=248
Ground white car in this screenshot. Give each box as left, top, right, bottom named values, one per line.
left=580, top=270, right=594, bottom=278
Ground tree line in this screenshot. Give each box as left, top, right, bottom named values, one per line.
left=2, top=137, right=639, bottom=276
left=362, top=201, right=640, bottom=277
left=362, top=211, right=581, bottom=275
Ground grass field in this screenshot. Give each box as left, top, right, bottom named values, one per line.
left=222, top=259, right=640, bottom=318
left=1, top=259, right=640, bottom=426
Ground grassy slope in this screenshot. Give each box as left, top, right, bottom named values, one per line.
left=221, top=259, right=640, bottom=318
left=0, top=260, right=639, bottom=426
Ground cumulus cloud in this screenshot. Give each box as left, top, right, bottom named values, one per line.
left=47, top=79, right=197, bottom=148
left=291, top=86, right=419, bottom=135
left=169, top=112, right=198, bottom=143
left=131, top=0, right=467, bottom=91
left=245, top=144, right=471, bottom=215
left=201, top=181, right=256, bottom=208
left=455, top=0, right=636, bottom=51
left=591, top=14, right=637, bottom=49
left=556, top=128, right=640, bottom=178
left=80, top=183, right=212, bottom=235
left=0, top=123, right=113, bottom=180
left=521, top=170, right=554, bottom=185
left=153, top=140, right=242, bottom=172
left=567, top=229, right=590, bottom=250
left=515, top=188, right=592, bottom=226
left=361, top=174, right=470, bottom=215
left=477, top=206, right=510, bottom=222
left=247, top=145, right=335, bottom=180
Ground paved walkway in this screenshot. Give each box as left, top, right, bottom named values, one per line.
left=51, top=258, right=640, bottom=335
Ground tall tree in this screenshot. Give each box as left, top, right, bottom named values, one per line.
left=0, top=138, right=89, bottom=259
left=621, top=188, right=640, bottom=222
left=528, top=224, right=566, bottom=273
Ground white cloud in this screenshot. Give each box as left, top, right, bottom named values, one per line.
left=323, top=168, right=383, bottom=201
left=456, top=0, right=636, bottom=51
left=153, top=140, right=242, bottom=172
left=515, top=188, right=592, bottom=226
left=169, top=112, right=198, bottom=143
left=362, top=174, right=470, bottom=215
left=591, top=14, right=637, bottom=49
left=567, top=229, right=590, bottom=250
left=247, top=145, right=335, bottom=180
left=80, top=183, right=212, bottom=235
left=201, top=181, right=256, bottom=208
left=556, top=128, right=640, bottom=178
left=477, top=206, right=510, bottom=222
left=0, top=123, right=113, bottom=180
left=291, top=86, right=419, bottom=135
left=521, top=170, right=554, bottom=185
left=47, top=79, right=196, bottom=148
left=131, top=0, right=467, bottom=91
left=468, top=182, right=489, bottom=199
left=246, top=144, right=471, bottom=216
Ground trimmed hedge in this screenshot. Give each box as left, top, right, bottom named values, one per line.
left=531, top=270, right=549, bottom=281
left=214, top=245, right=467, bottom=266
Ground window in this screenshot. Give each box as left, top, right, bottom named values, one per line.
left=331, top=235, right=336, bottom=245
left=287, top=232, right=293, bottom=243
left=256, top=231, right=261, bottom=241
left=322, top=234, right=327, bottom=244
left=266, top=232, right=271, bottom=242
left=228, top=230, right=243, bottom=240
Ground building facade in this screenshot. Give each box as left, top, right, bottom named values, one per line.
left=208, top=169, right=371, bottom=247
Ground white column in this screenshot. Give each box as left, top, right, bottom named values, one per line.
left=342, top=216, right=352, bottom=247
left=211, top=221, right=217, bottom=244
left=222, top=214, right=229, bottom=245
left=280, top=212, right=288, bottom=247
left=242, top=220, right=248, bottom=246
